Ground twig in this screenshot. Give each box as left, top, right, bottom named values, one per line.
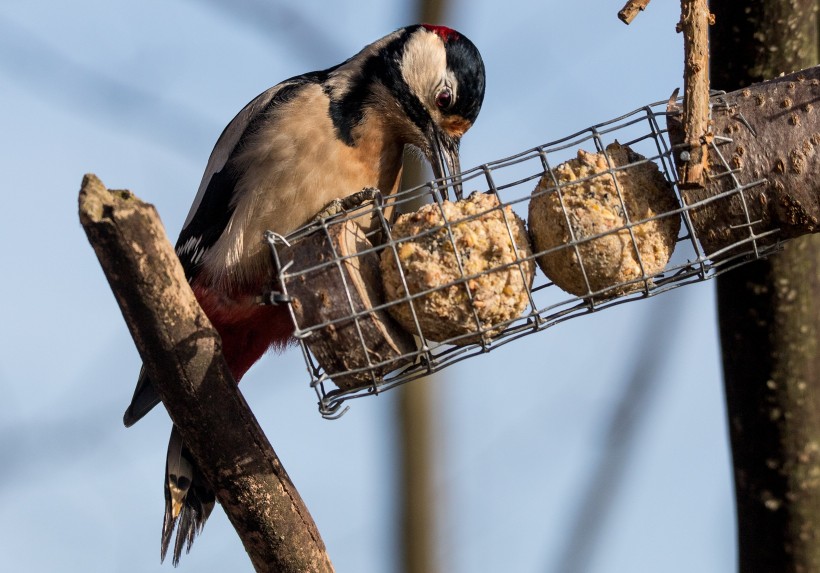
left=618, top=0, right=652, bottom=25
left=678, top=0, right=713, bottom=187
left=78, top=174, right=334, bottom=573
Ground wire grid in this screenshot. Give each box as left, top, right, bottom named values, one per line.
left=267, top=98, right=781, bottom=418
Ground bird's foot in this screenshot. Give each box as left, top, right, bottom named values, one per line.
left=312, top=187, right=382, bottom=223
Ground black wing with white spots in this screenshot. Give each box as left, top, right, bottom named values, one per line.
left=174, top=75, right=327, bottom=280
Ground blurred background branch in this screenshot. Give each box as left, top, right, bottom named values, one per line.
left=550, top=296, right=686, bottom=572
left=395, top=2, right=446, bottom=572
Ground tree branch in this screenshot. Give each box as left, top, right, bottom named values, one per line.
left=678, top=0, right=713, bottom=186
left=78, top=174, right=334, bottom=573
left=667, top=64, right=820, bottom=256
left=618, top=0, right=652, bottom=25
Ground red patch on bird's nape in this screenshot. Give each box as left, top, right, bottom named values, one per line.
left=422, top=24, right=460, bottom=42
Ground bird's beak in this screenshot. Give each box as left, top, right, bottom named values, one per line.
left=430, top=129, right=463, bottom=201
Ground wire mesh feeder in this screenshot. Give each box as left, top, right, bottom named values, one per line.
left=266, top=98, right=781, bottom=419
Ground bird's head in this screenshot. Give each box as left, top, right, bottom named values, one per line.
left=329, top=25, right=485, bottom=199
left=390, top=24, right=485, bottom=198
left=399, top=25, right=484, bottom=198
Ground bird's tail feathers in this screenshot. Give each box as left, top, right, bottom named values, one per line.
left=161, top=426, right=216, bottom=566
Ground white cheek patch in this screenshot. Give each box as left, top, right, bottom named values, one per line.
left=400, top=30, right=448, bottom=108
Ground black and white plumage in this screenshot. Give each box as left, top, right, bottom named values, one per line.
left=122, top=24, right=485, bottom=565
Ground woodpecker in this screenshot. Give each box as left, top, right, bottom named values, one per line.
left=122, top=24, right=485, bottom=564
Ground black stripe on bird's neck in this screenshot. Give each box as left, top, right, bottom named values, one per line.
left=326, top=27, right=431, bottom=147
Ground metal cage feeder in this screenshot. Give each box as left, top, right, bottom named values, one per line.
left=265, top=97, right=781, bottom=418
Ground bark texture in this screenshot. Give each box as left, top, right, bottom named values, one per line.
left=618, top=0, right=652, bottom=25
left=667, top=65, right=820, bottom=256
left=709, top=2, right=820, bottom=571
left=282, top=219, right=414, bottom=390
left=78, top=174, right=334, bottom=573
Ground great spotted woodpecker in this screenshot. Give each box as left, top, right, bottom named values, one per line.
left=122, top=24, right=485, bottom=564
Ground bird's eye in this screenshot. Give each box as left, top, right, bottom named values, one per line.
left=435, top=87, right=453, bottom=110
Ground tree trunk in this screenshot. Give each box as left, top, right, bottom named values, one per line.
left=710, top=2, right=820, bottom=571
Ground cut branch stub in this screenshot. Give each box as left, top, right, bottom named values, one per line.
left=280, top=219, right=415, bottom=390
left=667, top=66, right=820, bottom=257
left=618, top=0, right=652, bottom=25
left=78, top=174, right=334, bottom=573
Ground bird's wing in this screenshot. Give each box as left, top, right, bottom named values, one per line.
left=123, top=78, right=322, bottom=427
left=174, top=77, right=320, bottom=280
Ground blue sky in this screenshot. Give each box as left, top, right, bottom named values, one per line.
left=0, top=1, right=735, bottom=572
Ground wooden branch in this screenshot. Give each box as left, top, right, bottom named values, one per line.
left=667, top=65, right=820, bottom=256
left=618, top=0, right=651, bottom=25
left=678, top=0, right=713, bottom=186
left=282, top=219, right=414, bottom=390
left=78, top=174, right=334, bottom=573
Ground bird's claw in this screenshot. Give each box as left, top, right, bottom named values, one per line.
left=312, top=187, right=382, bottom=223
